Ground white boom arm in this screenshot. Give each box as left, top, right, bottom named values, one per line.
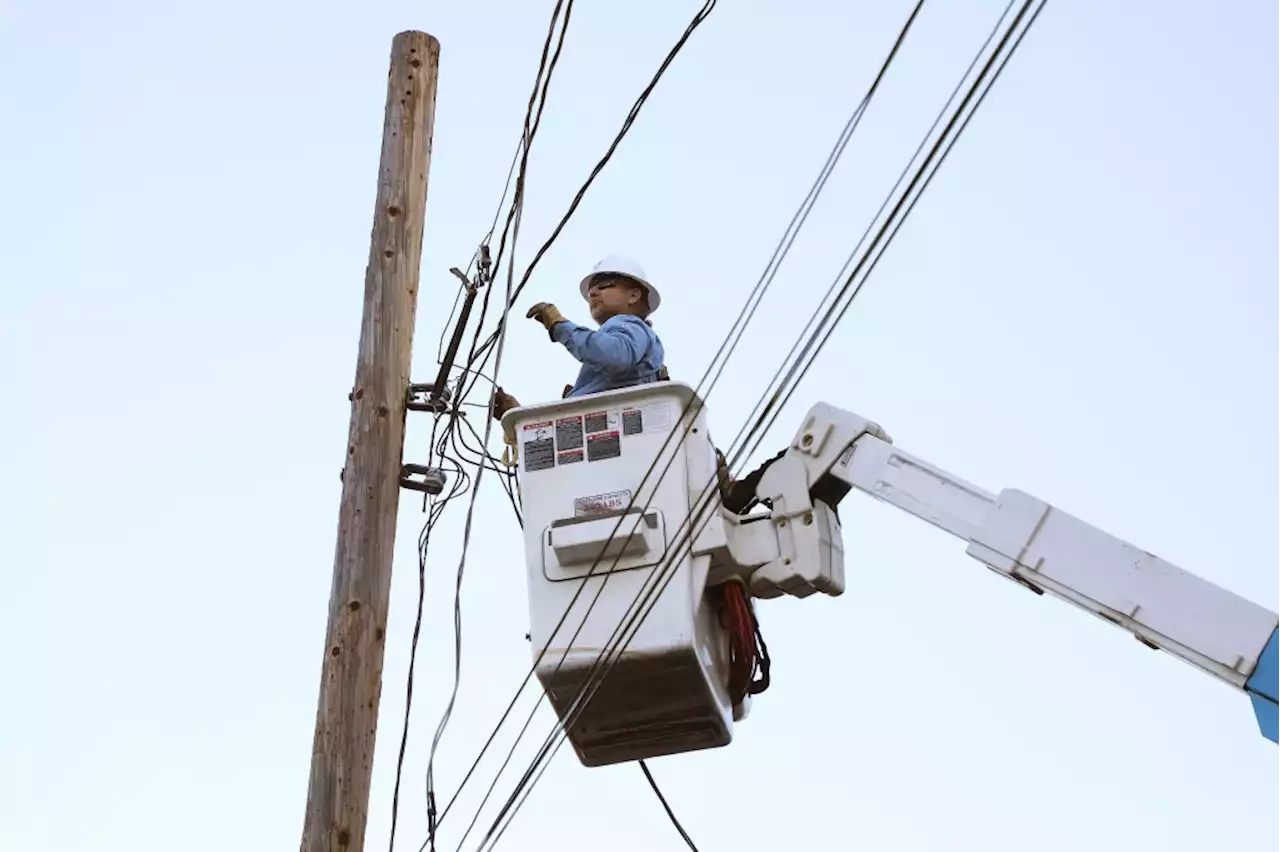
left=732, top=402, right=1278, bottom=743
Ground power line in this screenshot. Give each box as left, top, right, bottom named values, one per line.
left=506, top=0, right=718, bottom=308
left=437, top=0, right=1039, bottom=839
left=389, top=420, right=473, bottom=852
left=640, top=761, right=701, bottom=852
left=746, top=0, right=1045, bottom=464
left=458, top=0, right=720, bottom=402
left=474, top=1, right=1048, bottom=844
left=442, top=4, right=930, bottom=845
left=441, top=0, right=579, bottom=432
left=445, top=420, right=695, bottom=852
left=391, top=0, right=721, bottom=845
left=552, top=0, right=1049, bottom=787
left=387, top=2, right=578, bottom=849
left=433, top=0, right=746, bottom=832
left=727, top=0, right=1022, bottom=490
left=420, top=83, right=546, bottom=852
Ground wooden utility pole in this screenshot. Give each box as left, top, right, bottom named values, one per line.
left=302, top=30, right=439, bottom=852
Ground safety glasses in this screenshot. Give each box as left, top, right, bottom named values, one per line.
left=587, top=277, right=621, bottom=295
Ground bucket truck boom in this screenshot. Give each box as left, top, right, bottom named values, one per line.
left=739, top=401, right=1278, bottom=744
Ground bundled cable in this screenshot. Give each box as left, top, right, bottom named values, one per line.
left=456, top=0, right=719, bottom=403
left=386, top=3, right=576, bottom=850
left=717, top=578, right=770, bottom=706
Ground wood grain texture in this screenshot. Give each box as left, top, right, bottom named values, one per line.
left=301, top=30, right=439, bottom=852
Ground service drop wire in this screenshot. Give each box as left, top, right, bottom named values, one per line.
left=436, top=3, right=929, bottom=832
left=475, top=2, right=1048, bottom=845
left=457, top=0, right=720, bottom=402
left=500, top=0, right=1050, bottom=807
left=389, top=414, right=468, bottom=852
left=416, top=0, right=574, bottom=845
left=421, top=199, right=523, bottom=852
left=439, top=0, right=574, bottom=452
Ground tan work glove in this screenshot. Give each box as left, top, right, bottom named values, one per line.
left=491, top=386, right=520, bottom=421
left=526, top=302, right=567, bottom=336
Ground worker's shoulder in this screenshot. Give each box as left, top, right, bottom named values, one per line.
left=602, top=314, right=661, bottom=337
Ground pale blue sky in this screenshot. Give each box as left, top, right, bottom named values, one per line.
left=2, top=1, right=1276, bottom=851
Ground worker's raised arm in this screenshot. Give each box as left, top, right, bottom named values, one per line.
left=552, top=314, right=652, bottom=373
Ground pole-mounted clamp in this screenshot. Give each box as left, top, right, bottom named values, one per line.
left=399, top=463, right=448, bottom=495
left=407, top=382, right=452, bottom=414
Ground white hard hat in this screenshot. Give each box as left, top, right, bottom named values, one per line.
left=579, top=254, right=661, bottom=315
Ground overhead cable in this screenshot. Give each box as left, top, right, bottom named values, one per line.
left=473, top=2, right=1047, bottom=846
left=442, top=1, right=933, bottom=845
left=458, top=0, right=720, bottom=401
left=392, top=2, right=577, bottom=850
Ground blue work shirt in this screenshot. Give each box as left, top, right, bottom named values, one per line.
left=552, top=314, right=665, bottom=398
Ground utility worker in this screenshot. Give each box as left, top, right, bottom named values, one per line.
left=491, top=256, right=758, bottom=513
left=492, top=255, right=665, bottom=418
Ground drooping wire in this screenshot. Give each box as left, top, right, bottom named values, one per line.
left=437, top=0, right=577, bottom=436
left=439, top=3, right=928, bottom=842
left=472, top=3, right=1047, bottom=845
left=453, top=414, right=522, bottom=527
left=505, top=0, right=719, bottom=307
left=722, top=0, right=1017, bottom=515
left=437, top=3, right=921, bottom=834
left=442, top=415, right=694, bottom=852
left=390, top=412, right=475, bottom=851
left=418, top=0, right=570, bottom=843
left=512, top=0, right=1046, bottom=808
left=456, top=0, right=720, bottom=404
left=445, top=0, right=1044, bottom=844
left=640, top=761, right=701, bottom=852
left=743, top=0, right=1044, bottom=469
left=389, top=3, right=576, bottom=848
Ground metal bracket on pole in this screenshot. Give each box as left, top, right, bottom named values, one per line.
left=399, top=463, right=447, bottom=495
left=429, top=246, right=492, bottom=407
left=407, top=382, right=452, bottom=413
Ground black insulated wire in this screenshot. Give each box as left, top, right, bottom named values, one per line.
left=469, top=3, right=1048, bottom=847
left=438, top=7, right=926, bottom=836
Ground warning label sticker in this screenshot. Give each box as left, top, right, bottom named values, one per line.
left=557, top=449, right=584, bottom=466
left=574, top=489, right=633, bottom=518
left=587, top=430, right=621, bottom=462
left=524, top=438, right=555, bottom=472
left=619, top=401, right=673, bottom=437
left=522, top=420, right=554, bottom=438
left=555, top=415, right=584, bottom=451
left=522, top=421, right=555, bottom=472
left=640, top=401, right=673, bottom=433
left=584, top=411, right=609, bottom=434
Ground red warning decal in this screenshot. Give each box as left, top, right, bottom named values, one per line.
left=587, top=430, right=621, bottom=462
left=556, top=415, right=584, bottom=451
left=584, top=411, right=609, bottom=434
